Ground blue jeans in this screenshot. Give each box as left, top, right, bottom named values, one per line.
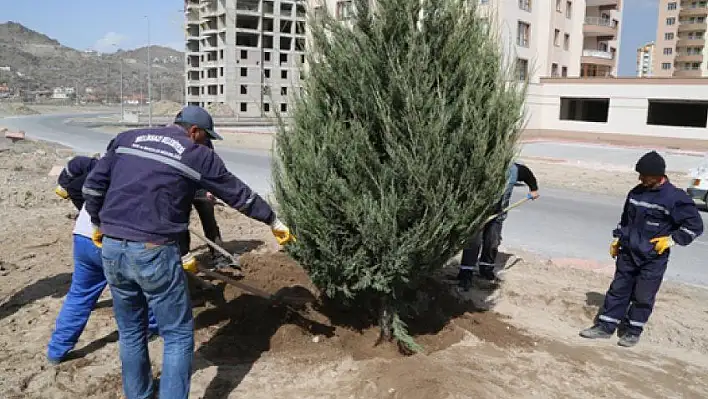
left=47, top=235, right=158, bottom=362
left=101, top=237, right=194, bottom=399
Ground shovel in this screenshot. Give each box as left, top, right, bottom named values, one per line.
left=188, top=228, right=311, bottom=307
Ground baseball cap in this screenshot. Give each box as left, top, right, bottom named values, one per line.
left=174, top=105, right=223, bottom=140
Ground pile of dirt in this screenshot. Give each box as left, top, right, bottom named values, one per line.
left=206, top=102, right=235, bottom=116
left=150, top=100, right=182, bottom=116
left=192, top=250, right=536, bottom=366
left=0, top=102, right=40, bottom=116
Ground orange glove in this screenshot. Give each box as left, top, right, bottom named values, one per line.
left=650, top=236, right=674, bottom=255
left=271, top=218, right=295, bottom=245
left=609, top=239, right=619, bottom=259
left=92, top=227, right=103, bottom=248
left=55, top=186, right=69, bottom=200
left=182, top=253, right=199, bottom=273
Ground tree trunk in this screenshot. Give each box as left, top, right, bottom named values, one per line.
left=377, top=296, right=394, bottom=344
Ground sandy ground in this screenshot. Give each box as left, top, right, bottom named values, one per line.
left=2, top=138, right=708, bottom=398
left=0, top=103, right=120, bottom=118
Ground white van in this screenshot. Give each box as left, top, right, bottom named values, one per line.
left=687, top=156, right=708, bottom=204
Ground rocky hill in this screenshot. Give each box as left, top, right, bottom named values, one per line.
left=0, top=22, right=184, bottom=103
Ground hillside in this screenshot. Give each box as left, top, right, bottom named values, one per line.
left=0, top=22, right=184, bottom=103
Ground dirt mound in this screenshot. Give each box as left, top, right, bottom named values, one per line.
left=0, top=102, right=40, bottom=116
left=206, top=102, right=235, bottom=116
left=192, top=251, right=536, bottom=367
left=151, top=100, right=182, bottom=116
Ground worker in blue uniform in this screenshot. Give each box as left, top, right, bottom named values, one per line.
left=580, top=151, right=703, bottom=347
left=48, top=156, right=158, bottom=365
left=83, top=105, right=294, bottom=399
left=458, top=161, right=539, bottom=290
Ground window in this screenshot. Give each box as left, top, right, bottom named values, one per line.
left=663, top=47, right=673, bottom=55
left=264, top=52, right=271, bottom=62
left=561, top=66, right=568, bottom=77
left=264, top=69, right=271, bottom=78
left=668, top=2, right=677, bottom=10
left=336, top=1, right=354, bottom=20
left=280, top=53, right=288, bottom=64
left=281, top=70, right=288, bottom=79
left=240, top=103, right=247, bottom=112
left=554, top=29, right=560, bottom=46
left=517, top=21, right=530, bottom=47
left=661, top=62, right=672, bottom=70
left=240, top=67, right=247, bottom=77
left=280, top=103, right=288, bottom=112
left=666, top=17, right=676, bottom=25
left=264, top=103, right=270, bottom=112
left=480, top=0, right=489, bottom=4
left=240, top=85, right=247, bottom=95
left=240, top=50, right=248, bottom=60
left=516, top=58, right=528, bottom=81
left=564, top=33, right=570, bottom=50
left=551, top=63, right=559, bottom=77
left=281, top=87, right=287, bottom=95
left=559, top=97, right=610, bottom=123
left=556, top=0, right=561, bottom=11
left=518, top=0, right=530, bottom=12
left=647, top=100, right=708, bottom=128
left=220, top=85, right=223, bottom=94
left=665, top=32, right=674, bottom=40
left=220, top=67, right=224, bottom=77
left=566, top=1, right=572, bottom=18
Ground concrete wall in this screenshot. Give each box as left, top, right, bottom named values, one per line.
left=526, top=77, right=708, bottom=140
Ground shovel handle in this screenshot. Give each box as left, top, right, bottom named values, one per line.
left=189, top=228, right=241, bottom=266
left=483, top=197, right=531, bottom=224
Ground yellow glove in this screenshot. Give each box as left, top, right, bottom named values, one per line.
left=650, top=236, right=674, bottom=255
left=271, top=218, right=295, bottom=245
left=92, top=227, right=103, bottom=248
left=182, top=253, right=199, bottom=273
left=610, top=238, right=619, bottom=258
left=55, top=186, right=69, bottom=200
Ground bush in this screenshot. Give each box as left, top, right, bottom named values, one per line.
left=272, top=0, right=526, bottom=352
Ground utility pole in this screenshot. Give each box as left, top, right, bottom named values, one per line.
left=146, top=15, right=153, bottom=127
left=259, top=0, right=265, bottom=117
left=113, top=43, right=125, bottom=120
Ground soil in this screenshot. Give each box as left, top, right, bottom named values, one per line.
left=2, top=138, right=708, bottom=398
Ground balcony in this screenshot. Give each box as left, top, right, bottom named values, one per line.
left=677, top=37, right=705, bottom=46
left=675, top=53, right=704, bottom=62
left=673, top=69, right=702, bottom=77
left=678, top=22, right=708, bottom=32
left=581, top=49, right=615, bottom=67
left=680, top=7, right=708, bottom=18
left=585, top=0, right=619, bottom=6
left=583, top=17, right=618, bottom=37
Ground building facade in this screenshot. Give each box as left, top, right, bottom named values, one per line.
left=184, top=0, right=307, bottom=117
left=636, top=42, right=655, bottom=77
left=654, top=0, right=708, bottom=77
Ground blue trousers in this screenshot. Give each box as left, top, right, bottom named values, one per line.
left=597, top=252, right=668, bottom=336
left=47, top=235, right=158, bottom=362
left=102, top=237, right=194, bottom=399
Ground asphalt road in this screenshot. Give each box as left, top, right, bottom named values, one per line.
left=4, top=113, right=708, bottom=286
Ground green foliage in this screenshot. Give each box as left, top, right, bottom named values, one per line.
left=272, top=0, right=526, bottom=351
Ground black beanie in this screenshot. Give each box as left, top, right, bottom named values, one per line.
left=635, top=151, right=666, bottom=176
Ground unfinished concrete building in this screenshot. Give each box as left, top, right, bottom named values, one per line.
left=184, top=0, right=307, bottom=117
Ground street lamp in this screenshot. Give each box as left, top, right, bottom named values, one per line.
left=112, top=43, right=125, bottom=121
left=145, top=15, right=153, bottom=127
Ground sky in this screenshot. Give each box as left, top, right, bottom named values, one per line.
left=3, top=0, right=657, bottom=76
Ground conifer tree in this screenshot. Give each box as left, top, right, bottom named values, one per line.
left=272, top=0, right=526, bottom=351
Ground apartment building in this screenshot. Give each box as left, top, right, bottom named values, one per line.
left=653, top=0, right=708, bottom=77
left=476, top=0, right=622, bottom=81
left=636, top=42, right=655, bottom=77
left=184, top=0, right=307, bottom=117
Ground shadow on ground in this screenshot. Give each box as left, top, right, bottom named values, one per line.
left=0, top=272, right=72, bottom=321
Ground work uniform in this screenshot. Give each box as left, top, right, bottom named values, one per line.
left=48, top=157, right=157, bottom=364
left=83, top=114, right=279, bottom=399
left=459, top=162, right=538, bottom=284
left=597, top=180, right=703, bottom=336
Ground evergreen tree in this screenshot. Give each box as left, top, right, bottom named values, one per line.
left=272, top=0, right=526, bottom=352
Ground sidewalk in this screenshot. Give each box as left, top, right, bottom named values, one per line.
left=521, top=130, right=708, bottom=157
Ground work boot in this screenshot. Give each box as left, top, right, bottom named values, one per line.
left=617, top=333, right=640, bottom=347
left=458, top=269, right=474, bottom=291
left=478, top=267, right=498, bottom=282
left=579, top=325, right=613, bottom=339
